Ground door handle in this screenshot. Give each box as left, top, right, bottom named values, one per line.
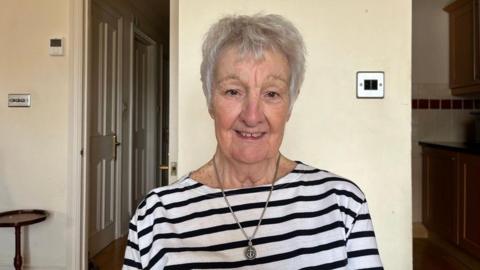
left=113, top=135, right=121, bottom=160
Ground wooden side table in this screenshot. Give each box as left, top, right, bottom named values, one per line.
left=0, top=210, right=48, bottom=270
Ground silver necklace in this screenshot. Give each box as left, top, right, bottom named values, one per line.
left=213, top=154, right=281, bottom=260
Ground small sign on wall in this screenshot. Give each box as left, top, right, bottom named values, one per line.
left=8, top=94, right=31, bottom=107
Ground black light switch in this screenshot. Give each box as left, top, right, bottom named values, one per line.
left=364, top=79, right=378, bottom=90
left=365, top=80, right=371, bottom=90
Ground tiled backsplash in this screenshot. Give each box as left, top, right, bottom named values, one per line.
left=412, top=98, right=480, bottom=110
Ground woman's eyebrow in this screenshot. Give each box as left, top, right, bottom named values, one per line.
left=216, top=74, right=241, bottom=84
left=216, top=74, right=289, bottom=86
left=265, top=74, right=289, bottom=85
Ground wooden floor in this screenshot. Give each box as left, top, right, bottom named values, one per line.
left=413, top=238, right=480, bottom=270
left=91, top=237, right=127, bottom=270
left=90, top=236, right=480, bottom=269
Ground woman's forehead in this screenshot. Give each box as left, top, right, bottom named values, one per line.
left=214, top=47, right=290, bottom=83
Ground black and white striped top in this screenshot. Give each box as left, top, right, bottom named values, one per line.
left=123, top=162, right=383, bottom=270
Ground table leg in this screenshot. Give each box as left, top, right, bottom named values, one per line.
left=14, top=226, right=22, bottom=270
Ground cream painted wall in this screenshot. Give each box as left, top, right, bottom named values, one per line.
left=176, top=0, right=412, bottom=269
left=0, top=1, right=69, bottom=269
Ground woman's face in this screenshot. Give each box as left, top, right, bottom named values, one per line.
left=211, top=47, right=291, bottom=164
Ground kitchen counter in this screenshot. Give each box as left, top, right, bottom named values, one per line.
left=419, top=141, right=480, bottom=155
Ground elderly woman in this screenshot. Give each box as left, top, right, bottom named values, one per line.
left=124, top=14, right=383, bottom=270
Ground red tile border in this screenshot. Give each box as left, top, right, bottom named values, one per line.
left=475, top=99, right=480, bottom=109
left=430, top=99, right=440, bottom=109
left=411, top=98, right=480, bottom=110
left=452, top=100, right=462, bottom=109
left=463, top=100, right=474, bottom=109
left=441, top=99, right=451, bottom=109
left=419, top=99, right=429, bottom=109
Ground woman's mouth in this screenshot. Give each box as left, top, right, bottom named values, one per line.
left=235, top=130, right=266, bottom=139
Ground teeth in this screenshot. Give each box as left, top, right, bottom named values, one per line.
left=240, top=132, right=262, bottom=138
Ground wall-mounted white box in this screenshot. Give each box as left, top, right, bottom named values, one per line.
left=357, top=72, right=384, bottom=98
left=49, top=38, right=64, bottom=56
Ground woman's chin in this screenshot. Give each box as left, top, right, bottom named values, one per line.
left=230, top=150, right=273, bottom=165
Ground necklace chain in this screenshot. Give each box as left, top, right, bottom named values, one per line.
left=213, top=154, right=281, bottom=260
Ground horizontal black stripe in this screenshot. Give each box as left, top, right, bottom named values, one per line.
left=161, top=239, right=346, bottom=270
left=347, top=248, right=379, bottom=258
left=349, top=231, right=376, bottom=240
left=138, top=188, right=361, bottom=238
left=346, top=211, right=371, bottom=236
left=138, top=182, right=203, bottom=209
left=123, top=258, right=142, bottom=269
left=138, top=192, right=222, bottom=221
left=127, top=240, right=139, bottom=251
left=357, top=213, right=371, bottom=220
left=358, top=267, right=384, bottom=270
left=137, top=176, right=364, bottom=221
left=140, top=204, right=349, bottom=256
left=129, top=222, right=137, bottom=232
left=144, top=221, right=345, bottom=268
left=291, top=168, right=327, bottom=174
left=298, top=258, right=348, bottom=270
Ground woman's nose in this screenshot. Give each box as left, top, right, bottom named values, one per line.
left=240, top=94, right=265, bottom=127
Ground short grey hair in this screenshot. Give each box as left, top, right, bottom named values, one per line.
left=200, top=14, right=306, bottom=110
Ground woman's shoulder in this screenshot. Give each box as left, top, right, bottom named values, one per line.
left=133, top=175, right=201, bottom=217
left=291, top=161, right=367, bottom=202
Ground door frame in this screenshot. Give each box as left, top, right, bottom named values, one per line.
left=69, top=0, right=90, bottom=269
left=69, top=0, right=178, bottom=269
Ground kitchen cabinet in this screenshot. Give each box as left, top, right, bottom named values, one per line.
left=421, top=143, right=480, bottom=259
left=444, top=0, right=480, bottom=95
left=422, top=147, right=459, bottom=244
left=459, top=153, right=480, bottom=258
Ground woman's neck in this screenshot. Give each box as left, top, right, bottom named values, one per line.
left=191, top=150, right=297, bottom=189
left=213, top=151, right=280, bottom=188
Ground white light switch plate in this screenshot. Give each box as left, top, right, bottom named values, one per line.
left=8, top=94, right=31, bottom=107
left=357, top=72, right=384, bottom=98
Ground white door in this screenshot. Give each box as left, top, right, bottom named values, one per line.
left=131, top=35, right=151, bottom=211
left=88, top=1, right=123, bottom=256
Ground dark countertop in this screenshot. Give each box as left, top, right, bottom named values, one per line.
left=419, top=141, right=480, bottom=155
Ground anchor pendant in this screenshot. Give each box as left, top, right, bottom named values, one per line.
left=245, top=243, right=256, bottom=260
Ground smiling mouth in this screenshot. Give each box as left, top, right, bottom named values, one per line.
left=235, top=130, right=266, bottom=139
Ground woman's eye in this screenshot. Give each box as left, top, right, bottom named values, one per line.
left=265, top=91, right=279, bottom=98
left=225, top=89, right=240, bottom=96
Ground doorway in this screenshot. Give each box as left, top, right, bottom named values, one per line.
left=85, top=0, right=170, bottom=261
left=130, top=28, right=159, bottom=213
